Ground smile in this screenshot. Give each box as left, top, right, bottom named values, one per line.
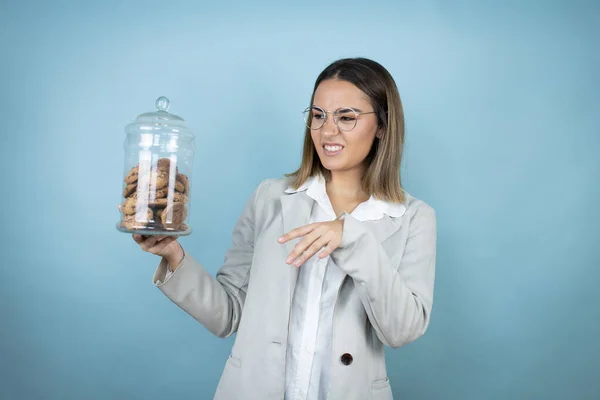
left=323, top=144, right=344, bottom=156
left=324, top=145, right=343, bottom=152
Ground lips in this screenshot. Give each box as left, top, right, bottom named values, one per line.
left=322, top=143, right=344, bottom=156
left=324, top=144, right=343, bottom=152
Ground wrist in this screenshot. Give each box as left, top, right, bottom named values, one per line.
left=165, top=243, right=184, bottom=271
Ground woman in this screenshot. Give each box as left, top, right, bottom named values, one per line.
left=133, top=57, right=437, bottom=400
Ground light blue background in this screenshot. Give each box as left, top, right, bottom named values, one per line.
left=1, top=0, right=598, bottom=399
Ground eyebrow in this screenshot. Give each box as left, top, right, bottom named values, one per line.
left=312, top=105, right=364, bottom=112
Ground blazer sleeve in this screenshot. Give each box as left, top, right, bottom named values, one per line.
left=152, top=180, right=265, bottom=338
left=330, top=202, right=437, bottom=348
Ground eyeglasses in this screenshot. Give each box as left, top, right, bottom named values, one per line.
left=303, top=106, right=376, bottom=132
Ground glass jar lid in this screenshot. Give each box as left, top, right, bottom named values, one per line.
left=126, top=96, right=194, bottom=137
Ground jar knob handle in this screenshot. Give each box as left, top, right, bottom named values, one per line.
left=155, top=96, right=170, bottom=112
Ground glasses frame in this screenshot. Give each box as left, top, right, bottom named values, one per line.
left=302, top=105, right=376, bottom=132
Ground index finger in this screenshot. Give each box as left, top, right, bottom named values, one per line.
left=278, top=224, right=315, bottom=243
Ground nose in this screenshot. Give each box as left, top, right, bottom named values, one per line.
left=321, top=113, right=340, bottom=137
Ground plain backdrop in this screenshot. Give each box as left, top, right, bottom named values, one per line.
left=1, top=0, right=598, bottom=399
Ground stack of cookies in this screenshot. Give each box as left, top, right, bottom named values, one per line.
left=120, top=157, right=190, bottom=232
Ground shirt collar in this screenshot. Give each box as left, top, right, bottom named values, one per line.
left=284, top=175, right=406, bottom=221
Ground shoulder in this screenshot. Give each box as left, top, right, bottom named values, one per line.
left=400, top=190, right=436, bottom=226
left=253, top=176, right=294, bottom=200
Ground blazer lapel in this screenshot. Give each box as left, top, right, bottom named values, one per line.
left=280, top=191, right=314, bottom=302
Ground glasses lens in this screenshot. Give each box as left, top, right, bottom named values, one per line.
left=304, top=107, right=325, bottom=130
left=335, top=108, right=358, bottom=131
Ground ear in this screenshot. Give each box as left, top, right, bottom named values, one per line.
left=375, top=128, right=383, bottom=139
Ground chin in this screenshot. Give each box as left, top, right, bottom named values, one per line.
left=319, top=158, right=349, bottom=172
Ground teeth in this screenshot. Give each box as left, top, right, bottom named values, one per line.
left=324, top=145, right=343, bottom=152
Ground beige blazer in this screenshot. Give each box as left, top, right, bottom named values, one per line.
left=152, top=177, right=437, bottom=400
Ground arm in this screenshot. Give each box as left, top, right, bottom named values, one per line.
left=331, top=203, right=437, bottom=348
left=152, top=181, right=265, bottom=338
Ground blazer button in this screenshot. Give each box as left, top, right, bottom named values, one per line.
left=340, top=353, right=353, bottom=365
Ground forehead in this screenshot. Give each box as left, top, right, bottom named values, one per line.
left=313, top=79, right=371, bottom=109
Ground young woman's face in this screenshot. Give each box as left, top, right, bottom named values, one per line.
left=309, top=79, right=380, bottom=175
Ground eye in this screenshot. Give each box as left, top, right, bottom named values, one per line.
left=337, top=109, right=357, bottom=122
left=312, top=112, right=325, bottom=120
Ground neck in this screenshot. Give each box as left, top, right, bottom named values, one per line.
left=326, top=167, right=368, bottom=201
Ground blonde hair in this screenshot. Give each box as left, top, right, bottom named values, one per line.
left=287, top=57, right=406, bottom=203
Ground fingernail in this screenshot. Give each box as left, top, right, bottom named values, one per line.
left=286, top=257, right=292, bottom=264
left=294, top=259, right=301, bottom=267
left=278, top=237, right=284, bottom=243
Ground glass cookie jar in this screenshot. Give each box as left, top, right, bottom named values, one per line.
left=117, top=96, right=195, bottom=236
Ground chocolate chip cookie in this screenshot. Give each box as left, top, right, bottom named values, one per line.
left=151, top=170, right=170, bottom=190
left=156, top=157, right=175, bottom=172
left=122, top=195, right=139, bottom=215
left=123, top=183, right=137, bottom=198
left=148, top=192, right=188, bottom=207
left=125, top=165, right=139, bottom=184
left=160, top=202, right=187, bottom=230
left=120, top=207, right=153, bottom=230
left=176, top=173, right=189, bottom=195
